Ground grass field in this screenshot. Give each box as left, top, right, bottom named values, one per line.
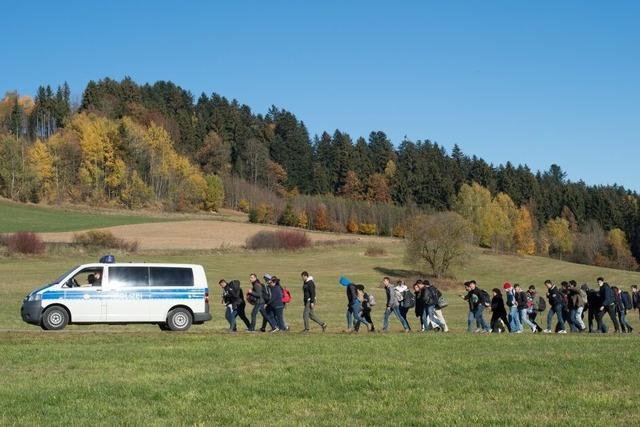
left=0, top=199, right=166, bottom=233
left=2, top=209, right=640, bottom=425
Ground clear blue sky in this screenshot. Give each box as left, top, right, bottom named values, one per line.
left=2, top=1, right=639, bottom=190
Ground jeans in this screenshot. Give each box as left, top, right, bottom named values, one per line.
left=618, top=310, right=633, bottom=332
left=571, top=306, right=585, bottom=331
left=509, top=306, right=522, bottom=332
left=383, top=305, right=409, bottom=330
left=604, top=304, right=620, bottom=332
left=399, top=306, right=411, bottom=330
left=422, top=305, right=445, bottom=331
left=546, top=304, right=565, bottom=331
left=472, top=306, right=490, bottom=332
left=467, top=310, right=476, bottom=332
left=225, top=305, right=236, bottom=331
left=350, top=301, right=369, bottom=328
left=303, top=302, right=325, bottom=330
left=251, top=302, right=276, bottom=331
left=271, top=306, right=286, bottom=330
left=233, top=302, right=251, bottom=331
left=519, top=308, right=536, bottom=331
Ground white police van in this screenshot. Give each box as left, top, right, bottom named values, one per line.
left=21, top=255, right=211, bottom=331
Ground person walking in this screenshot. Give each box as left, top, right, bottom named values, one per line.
left=413, top=281, right=425, bottom=331
left=356, top=284, right=376, bottom=332
left=613, top=286, right=633, bottom=333
left=631, top=285, right=640, bottom=320
left=504, top=282, right=522, bottom=333
left=219, top=279, right=241, bottom=332
left=421, top=281, right=447, bottom=332
left=526, top=286, right=544, bottom=332
left=543, top=280, right=567, bottom=334
left=247, top=273, right=277, bottom=332
left=382, top=277, right=410, bottom=332
left=490, top=288, right=510, bottom=333
left=568, top=280, right=586, bottom=332
left=396, top=280, right=413, bottom=330
left=343, top=277, right=371, bottom=332
left=598, top=277, right=620, bottom=333
left=268, top=276, right=286, bottom=332
left=301, top=271, right=327, bottom=332
left=461, top=280, right=491, bottom=333
left=515, top=284, right=537, bottom=332
left=585, top=284, right=605, bottom=333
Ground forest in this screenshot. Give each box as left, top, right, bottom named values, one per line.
left=0, top=77, right=638, bottom=270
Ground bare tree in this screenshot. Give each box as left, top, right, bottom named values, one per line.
left=404, top=212, right=473, bottom=277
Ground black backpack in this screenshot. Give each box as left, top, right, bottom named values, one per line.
left=401, top=290, right=415, bottom=308
left=537, top=296, right=546, bottom=312
left=479, top=289, right=491, bottom=307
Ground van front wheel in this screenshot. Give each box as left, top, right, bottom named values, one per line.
left=167, top=308, right=192, bottom=331
left=42, top=306, right=69, bottom=331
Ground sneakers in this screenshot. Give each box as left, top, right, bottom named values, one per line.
left=543, top=329, right=552, bottom=333
left=515, top=330, right=523, bottom=334
left=532, top=326, right=538, bottom=333
left=321, top=323, right=327, bottom=332
left=270, top=328, right=280, bottom=333
left=558, top=330, right=567, bottom=334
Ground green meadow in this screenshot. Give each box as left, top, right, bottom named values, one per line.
left=1, top=241, right=640, bottom=425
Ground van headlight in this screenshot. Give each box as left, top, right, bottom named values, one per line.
left=27, top=294, right=42, bottom=302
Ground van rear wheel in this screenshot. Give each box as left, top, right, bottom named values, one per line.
left=167, top=308, right=192, bottom=331
left=42, top=306, right=69, bottom=331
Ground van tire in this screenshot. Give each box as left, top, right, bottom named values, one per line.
left=166, top=308, right=192, bottom=331
left=42, top=306, right=69, bottom=331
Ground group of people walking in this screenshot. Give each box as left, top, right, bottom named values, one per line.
left=464, top=277, right=640, bottom=334
left=218, top=272, right=639, bottom=334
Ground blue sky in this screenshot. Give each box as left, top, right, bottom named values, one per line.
left=2, top=1, right=639, bottom=190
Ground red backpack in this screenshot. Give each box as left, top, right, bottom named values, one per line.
left=282, top=287, right=292, bottom=304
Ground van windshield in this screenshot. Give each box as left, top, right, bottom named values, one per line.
left=52, top=266, right=80, bottom=285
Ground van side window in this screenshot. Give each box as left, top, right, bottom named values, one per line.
left=150, top=267, right=194, bottom=287
left=108, top=267, right=149, bottom=287
left=64, top=267, right=104, bottom=288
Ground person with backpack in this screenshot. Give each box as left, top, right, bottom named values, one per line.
left=527, top=285, right=545, bottom=332
left=355, top=284, right=376, bottom=332
left=613, top=286, right=633, bottom=333
left=543, top=280, right=567, bottom=334
left=219, top=279, right=244, bottom=332
left=631, top=285, right=640, bottom=320
left=421, top=281, right=447, bottom=332
left=301, top=271, right=327, bottom=333
left=266, top=276, right=286, bottom=332
left=342, top=276, right=371, bottom=332
left=396, top=280, right=414, bottom=330
left=597, top=277, right=620, bottom=333
left=559, top=281, right=574, bottom=332
left=247, top=273, right=277, bottom=332
left=515, top=284, right=537, bottom=333
left=585, top=284, right=605, bottom=333
left=568, top=280, right=586, bottom=332
left=382, top=277, right=410, bottom=332
left=504, top=282, right=522, bottom=333
left=461, top=280, right=490, bottom=333
left=432, top=284, right=449, bottom=332
left=489, top=288, right=509, bottom=333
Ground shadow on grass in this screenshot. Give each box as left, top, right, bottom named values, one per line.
left=374, top=266, right=424, bottom=278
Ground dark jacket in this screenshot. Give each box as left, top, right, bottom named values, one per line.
left=586, top=289, right=602, bottom=312
left=547, top=286, right=564, bottom=307
left=223, top=280, right=243, bottom=308
left=621, top=291, right=632, bottom=311
left=568, top=288, right=583, bottom=309
left=362, top=293, right=373, bottom=312
left=464, top=288, right=481, bottom=310
left=422, top=286, right=437, bottom=306
left=599, top=283, right=614, bottom=307
left=347, top=283, right=358, bottom=305
left=303, top=278, right=316, bottom=304
left=614, top=292, right=625, bottom=313
left=491, top=294, right=507, bottom=316
left=269, top=283, right=284, bottom=309
left=250, top=280, right=265, bottom=305
left=632, top=291, right=640, bottom=309
left=505, top=290, right=516, bottom=308
left=515, top=291, right=528, bottom=310
left=414, top=291, right=424, bottom=317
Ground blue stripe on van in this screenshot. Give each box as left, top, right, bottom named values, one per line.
left=42, top=288, right=206, bottom=301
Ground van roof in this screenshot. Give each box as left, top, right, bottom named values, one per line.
left=80, top=263, right=204, bottom=269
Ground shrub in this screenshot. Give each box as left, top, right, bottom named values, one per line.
left=238, top=199, right=250, bottom=213
left=359, top=223, right=377, bottom=235
left=73, top=230, right=139, bottom=252
left=346, top=217, right=359, bottom=234
left=392, top=224, right=406, bottom=238
left=296, top=211, right=309, bottom=229
left=246, top=230, right=311, bottom=251
left=365, top=244, right=387, bottom=257
left=248, top=208, right=259, bottom=223
left=314, top=204, right=329, bottom=231
left=6, top=232, right=45, bottom=255
left=278, top=203, right=298, bottom=227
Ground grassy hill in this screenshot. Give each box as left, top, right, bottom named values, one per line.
left=2, top=218, right=640, bottom=424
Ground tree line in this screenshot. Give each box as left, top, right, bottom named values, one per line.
left=1, top=77, right=639, bottom=268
